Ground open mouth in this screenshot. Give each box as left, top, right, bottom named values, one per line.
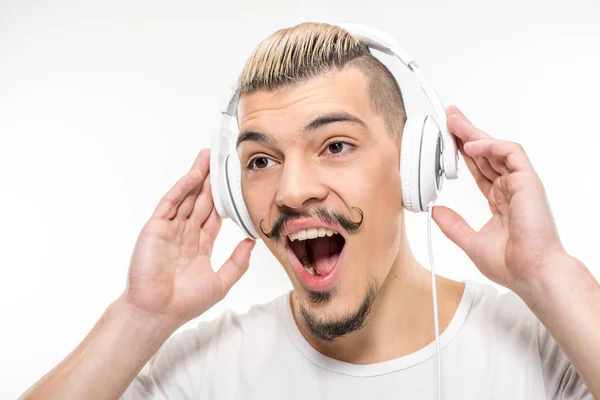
left=287, top=229, right=346, bottom=277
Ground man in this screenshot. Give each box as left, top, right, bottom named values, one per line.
left=21, top=22, right=598, bottom=399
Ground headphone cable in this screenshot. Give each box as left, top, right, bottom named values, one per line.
left=427, top=202, right=442, bottom=400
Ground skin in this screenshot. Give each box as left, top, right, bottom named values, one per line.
left=19, top=67, right=599, bottom=399
left=237, top=67, right=464, bottom=361
left=435, top=107, right=600, bottom=397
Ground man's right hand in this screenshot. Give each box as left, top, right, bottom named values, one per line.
left=20, top=148, right=255, bottom=400
left=124, top=148, right=256, bottom=331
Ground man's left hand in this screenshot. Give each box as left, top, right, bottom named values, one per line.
left=432, top=105, right=568, bottom=293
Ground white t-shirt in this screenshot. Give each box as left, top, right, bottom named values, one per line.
left=121, top=280, right=592, bottom=399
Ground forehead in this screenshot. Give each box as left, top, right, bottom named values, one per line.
left=237, top=68, right=375, bottom=132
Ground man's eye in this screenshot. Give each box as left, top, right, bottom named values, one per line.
left=248, top=156, right=275, bottom=170
left=326, top=142, right=353, bottom=155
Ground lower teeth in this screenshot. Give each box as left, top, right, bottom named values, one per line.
left=300, top=257, right=317, bottom=276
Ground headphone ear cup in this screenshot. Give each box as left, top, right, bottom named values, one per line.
left=400, top=116, right=443, bottom=212
left=400, top=116, right=423, bottom=212
left=225, top=153, right=259, bottom=239
left=210, top=126, right=232, bottom=219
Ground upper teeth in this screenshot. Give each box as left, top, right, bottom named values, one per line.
left=288, top=228, right=338, bottom=241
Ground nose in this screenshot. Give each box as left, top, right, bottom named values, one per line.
left=275, top=157, right=328, bottom=210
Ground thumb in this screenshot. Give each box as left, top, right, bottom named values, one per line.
left=432, top=205, right=475, bottom=256
left=216, top=239, right=256, bottom=296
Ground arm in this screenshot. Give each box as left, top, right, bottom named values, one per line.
left=19, top=148, right=255, bottom=399
left=20, top=296, right=174, bottom=400
left=433, top=105, right=598, bottom=398
left=520, top=254, right=600, bottom=399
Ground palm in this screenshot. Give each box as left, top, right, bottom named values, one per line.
left=128, top=220, right=219, bottom=321
left=124, top=149, right=255, bottom=329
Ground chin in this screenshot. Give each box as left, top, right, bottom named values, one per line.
left=295, top=279, right=380, bottom=342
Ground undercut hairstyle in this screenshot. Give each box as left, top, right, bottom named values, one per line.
left=238, top=22, right=407, bottom=136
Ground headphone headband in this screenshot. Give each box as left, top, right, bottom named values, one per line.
left=216, top=24, right=459, bottom=180
left=210, top=23, right=459, bottom=237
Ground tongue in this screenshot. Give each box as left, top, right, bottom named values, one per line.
left=308, top=237, right=340, bottom=276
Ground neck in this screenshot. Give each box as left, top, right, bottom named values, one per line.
left=290, top=236, right=465, bottom=364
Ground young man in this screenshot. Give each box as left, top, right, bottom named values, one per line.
left=21, top=23, right=598, bottom=399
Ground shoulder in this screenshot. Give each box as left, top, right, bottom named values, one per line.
left=182, top=291, right=289, bottom=351
left=136, top=292, right=288, bottom=382
left=216, top=291, right=287, bottom=333
left=468, top=279, right=534, bottom=317
left=464, top=279, right=539, bottom=335
left=447, top=280, right=542, bottom=375
left=122, top=293, right=290, bottom=399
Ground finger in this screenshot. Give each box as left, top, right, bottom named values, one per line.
left=176, top=149, right=211, bottom=220
left=446, top=104, right=473, bottom=124
left=176, top=183, right=202, bottom=221
left=462, top=140, right=508, bottom=177
left=217, top=239, right=256, bottom=296
left=188, top=171, right=214, bottom=225
left=464, top=139, right=532, bottom=173
left=431, top=206, right=475, bottom=257
left=199, top=207, right=222, bottom=256
left=202, top=206, right=222, bottom=242
left=474, top=156, right=501, bottom=182
left=190, top=148, right=210, bottom=172
left=457, top=139, right=492, bottom=195
left=488, top=157, right=510, bottom=176
left=151, top=169, right=204, bottom=220
left=446, top=106, right=491, bottom=144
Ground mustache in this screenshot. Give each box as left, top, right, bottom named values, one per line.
left=259, top=206, right=364, bottom=241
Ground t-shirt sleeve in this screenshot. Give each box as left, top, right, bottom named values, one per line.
left=120, top=317, right=220, bottom=400
left=537, top=319, right=593, bottom=399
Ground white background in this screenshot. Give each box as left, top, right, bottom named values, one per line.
left=1, top=0, right=599, bottom=397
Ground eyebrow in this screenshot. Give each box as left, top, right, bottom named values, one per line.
left=235, top=112, right=367, bottom=149
left=303, top=112, right=367, bottom=132
left=236, top=131, right=269, bottom=149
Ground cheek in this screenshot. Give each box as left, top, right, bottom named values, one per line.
left=326, top=151, right=403, bottom=287
left=241, top=175, right=298, bottom=274
left=241, top=173, right=278, bottom=229
left=338, top=147, right=403, bottom=218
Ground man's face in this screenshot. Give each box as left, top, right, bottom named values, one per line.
left=237, top=67, right=405, bottom=339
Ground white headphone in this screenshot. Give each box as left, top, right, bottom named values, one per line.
left=210, top=23, right=460, bottom=240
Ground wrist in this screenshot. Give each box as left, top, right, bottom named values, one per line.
left=513, top=251, right=583, bottom=307
left=111, top=295, right=179, bottom=340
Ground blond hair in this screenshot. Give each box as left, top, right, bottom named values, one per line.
left=239, top=22, right=407, bottom=135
